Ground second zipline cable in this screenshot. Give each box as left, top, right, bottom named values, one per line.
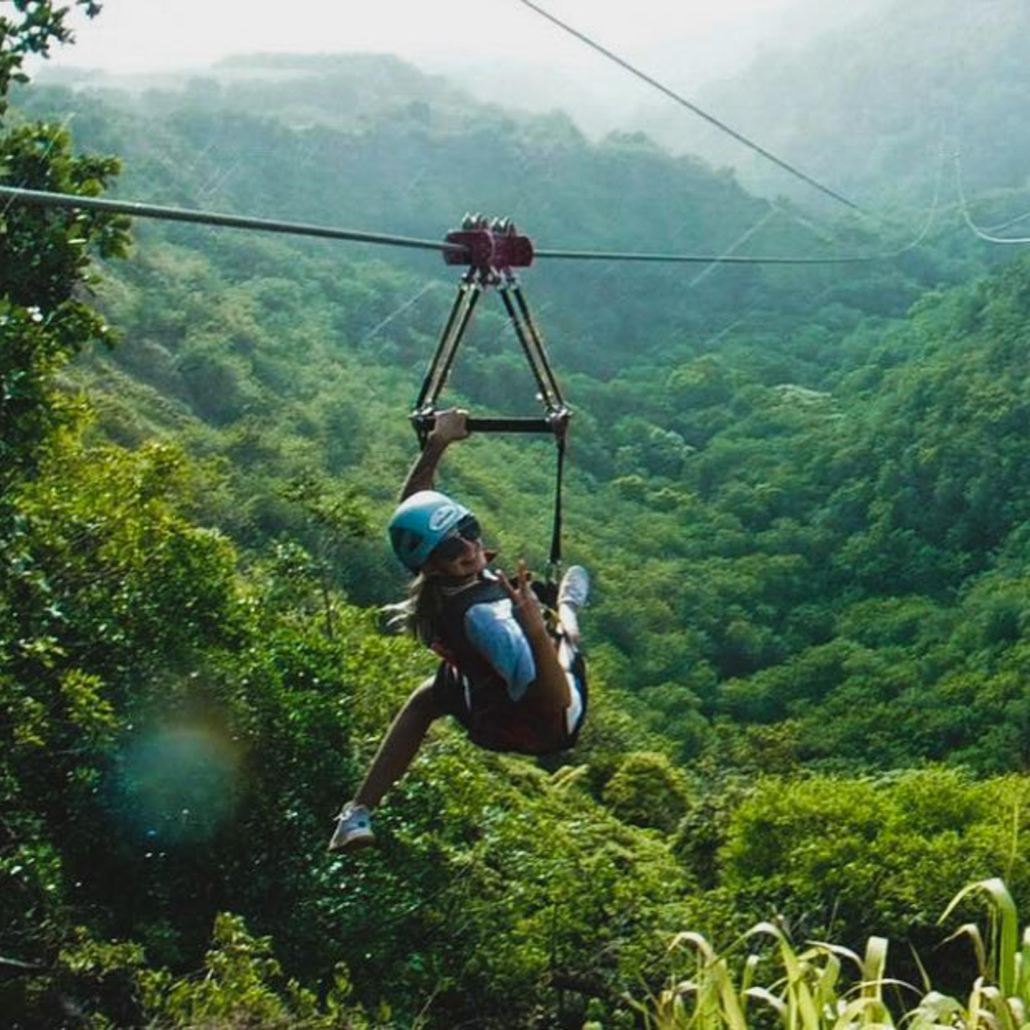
left=513, top=0, right=862, bottom=213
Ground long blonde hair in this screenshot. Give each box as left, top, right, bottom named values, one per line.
left=385, top=572, right=446, bottom=646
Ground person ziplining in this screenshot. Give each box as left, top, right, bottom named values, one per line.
left=329, top=409, right=589, bottom=852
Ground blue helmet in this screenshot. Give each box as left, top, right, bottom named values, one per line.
left=388, top=490, right=473, bottom=573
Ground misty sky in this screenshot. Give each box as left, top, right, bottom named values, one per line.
left=35, top=0, right=885, bottom=160
left=44, top=0, right=848, bottom=88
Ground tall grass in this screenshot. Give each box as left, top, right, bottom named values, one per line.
left=648, top=878, right=1029, bottom=1030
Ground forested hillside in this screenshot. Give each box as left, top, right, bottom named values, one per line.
left=6, top=4, right=1030, bottom=1028
left=671, top=0, right=1030, bottom=207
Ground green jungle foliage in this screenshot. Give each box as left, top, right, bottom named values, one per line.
left=653, top=879, right=1030, bottom=1030
left=6, top=5, right=1030, bottom=1028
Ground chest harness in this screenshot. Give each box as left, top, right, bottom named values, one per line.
left=430, top=576, right=584, bottom=755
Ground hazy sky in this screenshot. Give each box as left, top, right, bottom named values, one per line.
left=44, top=0, right=829, bottom=85
left=36, top=0, right=881, bottom=152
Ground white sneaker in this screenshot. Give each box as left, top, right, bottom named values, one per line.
left=557, top=565, right=589, bottom=611
left=328, top=802, right=374, bottom=852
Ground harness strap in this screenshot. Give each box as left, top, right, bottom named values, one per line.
left=547, top=420, right=567, bottom=587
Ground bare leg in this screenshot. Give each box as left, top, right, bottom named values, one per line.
left=353, top=677, right=443, bottom=809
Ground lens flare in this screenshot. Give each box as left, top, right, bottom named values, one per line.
left=112, top=725, right=241, bottom=846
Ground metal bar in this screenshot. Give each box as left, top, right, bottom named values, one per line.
left=416, top=280, right=480, bottom=411
left=467, top=417, right=555, bottom=433
left=413, top=272, right=475, bottom=411
left=498, top=284, right=561, bottom=410
left=411, top=415, right=557, bottom=434
left=510, top=281, right=566, bottom=409
left=428, top=284, right=481, bottom=405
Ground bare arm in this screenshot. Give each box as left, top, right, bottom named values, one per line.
left=399, top=409, right=470, bottom=502
left=498, top=560, right=572, bottom=714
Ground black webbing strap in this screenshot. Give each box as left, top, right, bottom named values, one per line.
left=549, top=421, right=567, bottom=571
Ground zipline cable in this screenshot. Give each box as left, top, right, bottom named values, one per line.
left=984, top=208, right=1030, bottom=234
left=536, top=247, right=877, bottom=265
left=902, top=138, right=947, bottom=252
left=954, top=150, right=1030, bottom=245
left=539, top=173, right=943, bottom=266
left=552, top=137, right=944, bottom=270
left=0, top=185, right=468, bottom=256
left=513, top=0, right=863, bottom=214
left=358, top=279, right=442, bottom=346
left=0, top=184, right=936, bottom=267
left=0, top=185, right=858, bottom=265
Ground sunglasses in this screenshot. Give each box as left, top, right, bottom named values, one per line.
left=432, top=515, right=482, bottom=562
